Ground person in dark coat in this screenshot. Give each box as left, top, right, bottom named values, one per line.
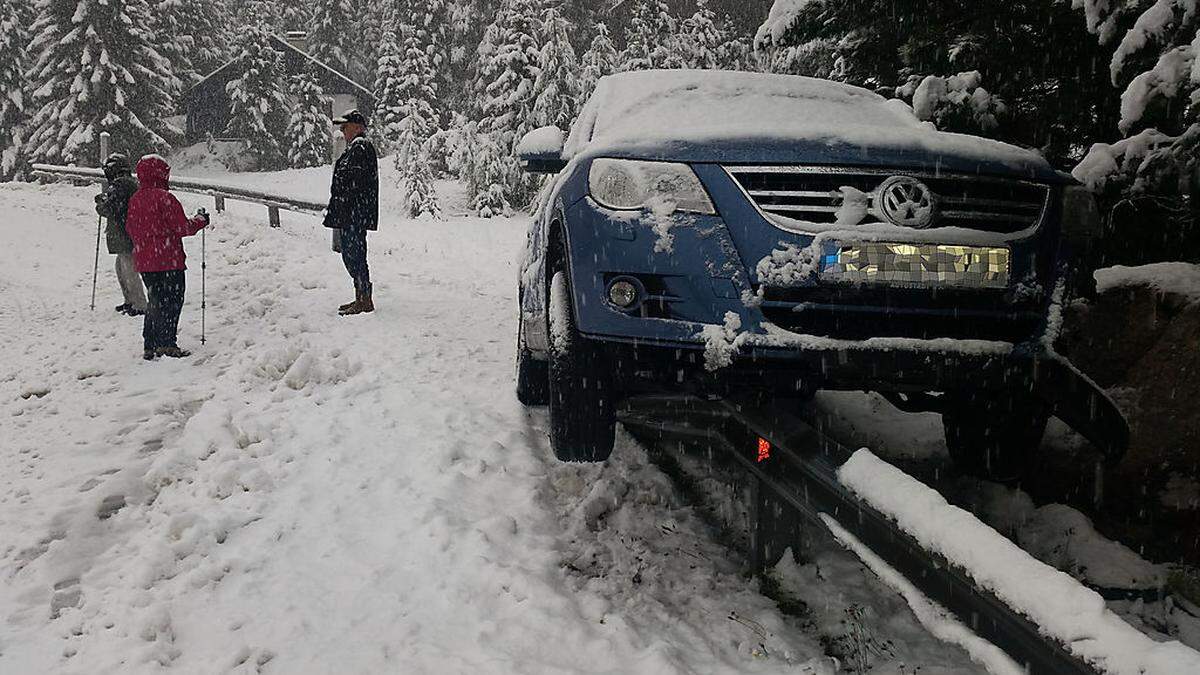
left=124, top=155, right=209, bottom=361
left=94, top=153, right=147, bottom=316
left=324, top=109, right=379, bottom=316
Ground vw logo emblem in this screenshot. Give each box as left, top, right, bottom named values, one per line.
left=876, top=176, right=937, bottom=228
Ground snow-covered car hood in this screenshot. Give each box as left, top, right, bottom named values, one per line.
left=565, top=70, right=1062, bottom=183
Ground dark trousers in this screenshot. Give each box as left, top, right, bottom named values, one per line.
left=339, top=228, right=371, bottom=294
left=141, top=270, right=185, bottom=352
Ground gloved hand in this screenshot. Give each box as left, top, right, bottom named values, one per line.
left=195, top=207, right=210, bottom=225
left=94, top=192, right=106, bottom=204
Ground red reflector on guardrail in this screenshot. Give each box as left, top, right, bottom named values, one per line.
left=756, top=437, right=771, bottom=463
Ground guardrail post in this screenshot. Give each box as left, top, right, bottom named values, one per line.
left=749, top=477, right=764, bottom=575
left=99, top=132, right=110, bottom=166
left=268, top=205, right=280, bottom=228
left=214, top=195, right=225, bottom=213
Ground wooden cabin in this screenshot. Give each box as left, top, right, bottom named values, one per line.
left=185, top=32, right=374, bottom=152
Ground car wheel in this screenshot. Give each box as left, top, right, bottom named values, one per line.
left=515, top=310, right=549, bottom=405
left=547, top=270, right=616, bottom=462
left=942, top=395, right=1048, bottom=483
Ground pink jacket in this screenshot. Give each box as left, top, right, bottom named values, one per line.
left=125, top=156, right=206, bottom=273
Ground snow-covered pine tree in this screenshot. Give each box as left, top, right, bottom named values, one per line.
left=622, top=0, right=685, bottom=71
left=13, top=0, right=33, bottom=25
left=896, top=71, right=1006, bottom=134
left=309, top=0, right=355, bottom=77
left=530, top=6, right=581, bottom=130
left=356, top=0, right=387, bottom=72
left=469, top=133, right=514, bottom=218
left=412, top=0, right=452, bottom=119
left=151, top=0, right=190, bottom=104
left=374, top=20, right=407, bottom=155
left=152, top=0, right=234, bottom=102
left=1071, top=0, right=1200, bottom=198
left=1068, top=0, right=1200, bottom=261
left=752, top=0, right=864, bottom=80
left=287, top=67, right=331, bottom=168
left=395, top=0, right=452, bottom=165
left=281, top=4, right=310, bottom=32
left=24, top=0, right=177, bottom=165
left=196, top=1, right=234, bottom=76
left=679, top=0, right=724, bottom=70
left=447, top=0, right=498, bottom=112
left=716, top=33, right=756, bottom=72
left=233, top=0, right=283, bottom=32
left=753, top=0, right=1113, bottom=164
left=224, top=9, right=290, bottom=170
left=394, top=9, right=442, bottom=218
left=469, top=0, right=541, bottom=216
left=579, top=22, right=619, bottom=99
left=445, top=113, right=481, bottom=193
left=0, top=0, right=29, bottom=180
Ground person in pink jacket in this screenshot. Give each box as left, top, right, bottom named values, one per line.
left=124, top=155, right=209, bottom=360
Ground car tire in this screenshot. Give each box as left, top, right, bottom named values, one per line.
left=515, top=310, right=550, bottom=405
left=942, top=395, right=1048, bottom=483
left=547, top=270, right=616, bottom=462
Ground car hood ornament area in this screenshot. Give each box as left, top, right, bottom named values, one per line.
left=875, top=175, right=938, bottom=228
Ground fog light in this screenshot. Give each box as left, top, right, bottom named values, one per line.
left=608, top=279, right=640, bottom=308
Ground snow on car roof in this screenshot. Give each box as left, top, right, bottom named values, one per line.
left=564, top=70, right=1050, bottom=172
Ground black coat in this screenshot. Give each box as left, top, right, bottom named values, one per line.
left=324, top=134, right=379, bottom=232
left=95, top=173, right=139, bottom=254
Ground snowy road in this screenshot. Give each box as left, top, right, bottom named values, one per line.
left=0, top=178, right=986, bottom=673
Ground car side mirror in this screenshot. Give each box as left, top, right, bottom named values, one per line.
left=516, top=126, right=568, bottom=174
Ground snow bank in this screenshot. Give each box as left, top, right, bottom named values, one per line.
left=754, top=0, right=818, bottom=48
left=838, top=450, right=1200, bottom=675
left=1095, top=262, right=1200, bottom=302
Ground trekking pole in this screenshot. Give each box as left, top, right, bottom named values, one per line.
left=201, top=223, right=207, bottom=345
left=90, top=215, right=102, bottom=310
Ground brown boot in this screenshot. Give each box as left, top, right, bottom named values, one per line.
left=340, top=288, right=374, bottom=316
left=338, top=298, right=357, bottom=312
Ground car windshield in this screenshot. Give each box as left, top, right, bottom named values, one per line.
left=566, top=70, right=922, bottom=154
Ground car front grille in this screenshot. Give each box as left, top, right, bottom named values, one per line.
left=759, top=305, right=1042, bottom=342
left=725, top=166, right=1050, bottom=234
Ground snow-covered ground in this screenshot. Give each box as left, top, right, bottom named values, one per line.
left=0, top=173, right=998, bottom=673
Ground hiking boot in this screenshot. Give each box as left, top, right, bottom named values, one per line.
left=116, top=303, right=131, bottom=313
left=126, top=307, right=145, bottom=317
left=143, top=349, right=157, bottom=361
left=339, top=289, right=374, bottom=316
left=338, top=299, right=357, bottom=312
left=156, top=346, right=192, bottom=358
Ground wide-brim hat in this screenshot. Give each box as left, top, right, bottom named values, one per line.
left=332, top=109, right=368, bottom=126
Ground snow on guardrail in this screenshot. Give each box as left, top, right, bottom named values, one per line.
left=30, top=163, right=327, bottom=217
left=838, top=449, right=1200, bottom=675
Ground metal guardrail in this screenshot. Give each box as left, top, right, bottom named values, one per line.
left=619, top=394, right=1103, bottom=675
left=31, top=163, right=326, bottom=226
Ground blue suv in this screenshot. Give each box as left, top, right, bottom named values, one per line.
left=515, top=70, right=1126, bottom=480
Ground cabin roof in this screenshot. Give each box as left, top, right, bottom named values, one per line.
left=191, top=34, right=373, bottom=102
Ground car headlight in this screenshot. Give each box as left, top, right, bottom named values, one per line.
left=588, top=158, right=716, bottom=215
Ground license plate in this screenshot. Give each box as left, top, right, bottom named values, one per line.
left=820, top=243, right=1010, bottom=289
